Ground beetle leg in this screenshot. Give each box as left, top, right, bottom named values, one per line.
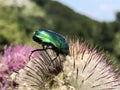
left=29, top=46, right=54, bottom=60
left=29, top=48, right=46, bottom=60
left=51, top=43, right=61, bottom=62
left=52, top=57, right=57, bottom=62
left=51, top=52, right=59, bottom=62
left=42, top=44, right=50, bottom=49
left=42, top=45, right=45, bottom=49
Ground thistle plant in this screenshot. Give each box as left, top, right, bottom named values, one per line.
left=0, top=45, right=35, bottom=90
left=12, top=39, right=120, bottom=90
left=3, top=45, right=37, bottom=73
left=0, top=39, right=120, bottom=90
left=62, top=40, right=120, bottom=90
left=14, top=49, right=65, bottom=90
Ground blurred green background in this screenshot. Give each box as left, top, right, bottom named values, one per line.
left=0, top=0, right=120, bottom=72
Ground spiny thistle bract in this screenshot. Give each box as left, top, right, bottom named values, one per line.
left=63, top=40, right=120, bottom=90
left=12, top=39, right=120, bottom=90
left=13, top=49, right=65, bottom=90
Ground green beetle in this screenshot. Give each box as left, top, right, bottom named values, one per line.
left=29, top=28, right=69, bottom=60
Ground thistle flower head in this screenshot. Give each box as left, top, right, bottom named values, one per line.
left=14, top=49, right=65, bottom=90
left=2, top=45, right=35, bottom=73
left=0, top=45, right=36, bottom=90
left=12, top=39, right=120, bottom=90
left=62, top=39, right=120, bottom=90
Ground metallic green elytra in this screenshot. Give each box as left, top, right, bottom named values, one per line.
left=32, top=28, right=69, bottom=56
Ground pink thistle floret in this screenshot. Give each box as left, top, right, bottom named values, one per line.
left=0, top=45, right=36, bottom=89
left=0, top=72, right=8, bottom=90
left=2, top=45, right=35, bottom=74
left=0, top=45, right=33, bottom=74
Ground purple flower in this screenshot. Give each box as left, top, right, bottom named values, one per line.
left=0, top=72, right=8, bottom=90
left=2, top=45, right=35, bottom=73
left=0, top=45, right=36, bottom=90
